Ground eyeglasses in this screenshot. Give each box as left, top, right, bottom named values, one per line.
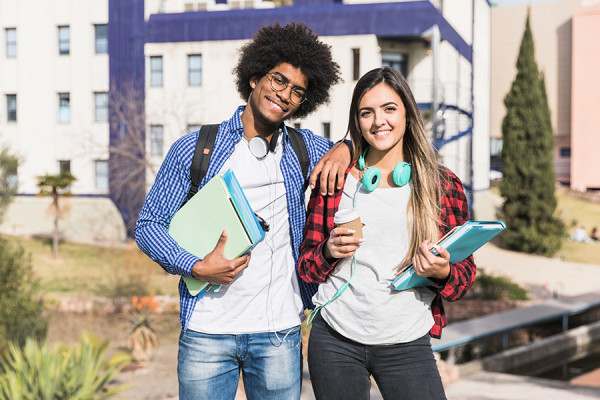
left=267, top=73, right=307, bottom=105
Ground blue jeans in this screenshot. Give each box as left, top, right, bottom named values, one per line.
left=308, top=313, right=446, bottom=400
left=177, top=326, right=302, bottom=400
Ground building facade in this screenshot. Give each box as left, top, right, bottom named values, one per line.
left=490, top=0, right=600, bottom=191
left=1, top=0, right=490, bottom=241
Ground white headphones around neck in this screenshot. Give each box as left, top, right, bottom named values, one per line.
left=247, top=130, right=280, bottom=160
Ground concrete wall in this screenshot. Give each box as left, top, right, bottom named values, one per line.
left=468, top=321, right=600, bottom=375
left=0, top=196, right=126, bottom=243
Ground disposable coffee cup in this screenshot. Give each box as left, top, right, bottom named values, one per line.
left=334, top=208, right=363, bottom=238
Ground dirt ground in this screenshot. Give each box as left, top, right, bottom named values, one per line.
left=45, top=310, right=370, bottom=400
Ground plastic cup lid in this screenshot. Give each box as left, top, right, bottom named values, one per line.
left=334, top=208, right=360, bottom=224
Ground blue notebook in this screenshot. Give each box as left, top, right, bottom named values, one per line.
left=168, top=170, right=265, bottom=297
left=392, top=220, right=506, bottom=291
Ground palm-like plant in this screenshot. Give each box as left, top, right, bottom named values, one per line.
left=127, top=293, right=159, bottom=361
left=0, top=334, right=131, bottom=400
left=37, top=171, right=76, bottom=257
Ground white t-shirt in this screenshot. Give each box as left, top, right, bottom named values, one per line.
left=314, top=174, right=435, bottom=345
left=187, top=133, right=304, bottom=334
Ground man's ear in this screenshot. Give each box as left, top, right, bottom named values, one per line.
left=249, top=76, right=259, bottom=89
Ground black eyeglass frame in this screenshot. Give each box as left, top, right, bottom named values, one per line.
left=266, top=72, right=308, bottom=105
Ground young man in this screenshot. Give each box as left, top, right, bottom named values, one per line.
left=135, top=22, right=347, bottom=399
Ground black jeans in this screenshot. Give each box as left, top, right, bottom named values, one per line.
left=307, top=313, right=446, bottom=400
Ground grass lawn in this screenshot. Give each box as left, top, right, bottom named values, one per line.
left=5, top=235, right=180, bottom=298
left=490, top=187, right=600, bottom=264
left=556, top=192, right=600, bottom=263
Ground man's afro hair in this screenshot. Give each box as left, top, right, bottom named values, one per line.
left=234, top=22, right=342, bottom=120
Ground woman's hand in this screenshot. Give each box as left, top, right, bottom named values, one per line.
left=323, top=227, right=362, bottom=260
left=413, top=240, right=451, bottom=280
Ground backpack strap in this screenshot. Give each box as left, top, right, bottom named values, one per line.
left=286, top=127, right=310, bottom=189
left=188, top=124, right=219, bottom=199
left=187, top=124, right=309, bottom=201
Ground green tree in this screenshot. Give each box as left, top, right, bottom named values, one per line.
left=0, top=143, right=46, bottom=352
left=37, top=172, right=76, bottom=257
left=500, top=12, right=565, bottom=256
left=0, top=239, right=47, bottom=353
left=0, top=147, right=18, bottom=222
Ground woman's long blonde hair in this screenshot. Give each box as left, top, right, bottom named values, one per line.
left=347, top=67, right=446, bottom=271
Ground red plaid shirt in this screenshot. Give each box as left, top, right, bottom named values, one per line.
left=298, top=162, right=476, bottom=339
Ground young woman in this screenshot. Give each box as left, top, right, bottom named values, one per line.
left=298, top=67, right=476, bottom=399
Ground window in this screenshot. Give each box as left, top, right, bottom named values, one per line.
left=95, top=160, right=109, bottom=191
left=560, top=147, right=571, bottom=158
left=58, top=93, right=71, bottom=123
left=150, top=56, right=163, bottom=87
left=94, top=24, right=108, bottom=54
left=382, top=52, right=408, bottom=77
left=5, top=173, right=17, bottom=190
left=58, top=26, right=70, bottom=55
left=59, top=160, right=71, bottom=189
left=322, top=122, right=331, bottom=140
left=6, top=28, right=16, bottom=58
left=188, top=54, right=202, bottom=86
left=59, top=160, right=71, bottom=174
left=94, top=92, right=108, bottom=122
left=187, top=124, right=201, bottom=133
left=150, top=125, right=164, bottom=156
left=6, top=94, right=16, bottom=122
left=352, top=48, right=360, bottom=81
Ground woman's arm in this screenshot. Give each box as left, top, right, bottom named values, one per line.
left=433, top=171, right=477, bottom=302
left=298, top=185, right=339, bottom=283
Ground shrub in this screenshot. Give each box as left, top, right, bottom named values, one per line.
left=127, top=293, right=159, bottom=361
left=0, top=237, right=47, bottom=353
left=466, top=270, right=529, bottom=301
left=0, top=335, right=132, bottom=400
left=97, top=247, right=155, bottom=313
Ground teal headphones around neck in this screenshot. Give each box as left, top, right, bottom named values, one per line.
left=358, top=148, right=411, bottom=192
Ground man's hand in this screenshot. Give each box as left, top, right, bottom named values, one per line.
left=191, top=230, right=251, bottom=285
left=309, top=141, right=351, bottom=196
left=412, top=240, right=451, bottom=280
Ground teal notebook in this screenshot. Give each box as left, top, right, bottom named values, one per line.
left=168, top=170, right=265, bottom=297
left=392, top=220, right=506, bottom=291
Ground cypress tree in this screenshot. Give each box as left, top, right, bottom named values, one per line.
left=499, top=12, right=565, bottom=256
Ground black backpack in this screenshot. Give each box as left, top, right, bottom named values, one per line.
left=187, top=124, right=310, bottom=200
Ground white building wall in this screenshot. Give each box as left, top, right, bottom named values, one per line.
left=0, top=0, right=488, bottom=241
left=442, top=0, right=474, bottom=43
left=0, top=0, right=109, bottom=195
left=145, top=27, right=483, bottom=191
left=472, top=0, right=490, bottom=193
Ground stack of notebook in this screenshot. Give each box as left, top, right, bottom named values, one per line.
left=168, top=170, right=265, bottom=297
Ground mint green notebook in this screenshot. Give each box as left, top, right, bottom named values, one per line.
left=392, top=220, right=506, bottom=291
left=168, top=171, right=265, bottom=296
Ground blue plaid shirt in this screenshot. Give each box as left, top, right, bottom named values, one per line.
left=135, top=106, right=333, bottom=331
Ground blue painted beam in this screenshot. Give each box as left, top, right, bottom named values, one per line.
left=145, top=2, right=472, bottom=63
left=108, top=0, right=147, bottom=236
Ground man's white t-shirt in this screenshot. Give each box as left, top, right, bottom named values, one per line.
left=187, top=133, right=304, bottom=334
